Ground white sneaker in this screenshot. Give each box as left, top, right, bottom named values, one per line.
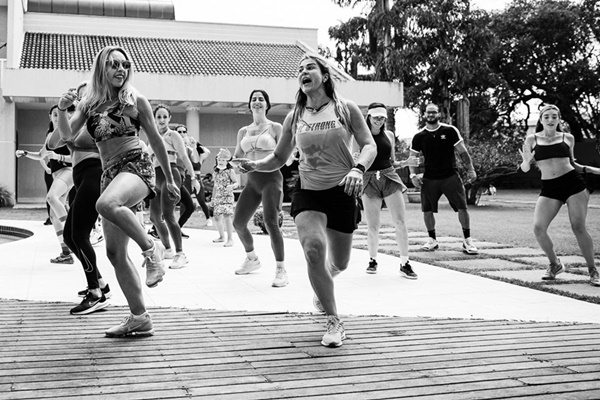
left=321, top=315, right=346, bottom=347
left=272, top=267, right=289, bottom=287
left=206, top=219, right=213, bottom=227
left=141, top=242, right=165, bottom=288
left=421, top=237, right=439, bottom=251
left=163, top=247, right=175, bottom=259
left=462, top=237, right=478, bottom=254
left=169, top=253, right=189, bottom=269
left=90, top=230, right=104, bottom=246
left=235, top=258, right=261, bottom=275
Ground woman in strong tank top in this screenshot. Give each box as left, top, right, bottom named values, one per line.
left=231, top=89, right=288, bottom=288
left=56, top=45, right=181, bottom=338
left=519, top=104, right=600, bottom=286
left=237, top=54, right=377, bottom=348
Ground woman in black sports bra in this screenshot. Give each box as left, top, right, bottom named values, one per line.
left=519, top=104, right=600, bottom=286
left=56, top=45, right=181, bottom=338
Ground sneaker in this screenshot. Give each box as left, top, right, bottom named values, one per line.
left=421, top=238, right=439, bottom=251
left=313, top=294, right=325, bottom=313
left=78, top=283, right=112, bottom=299
left=366, top=259, right=378, bottom=274
left=400, top=261, right=418, bottom=280
left=206, top=219, right=213, bottom=227
left=235, top=258, right=261, bottom=275
left=169, top=253, right=189, bottom=269
left=163, top=247, right=175, bottom=260
left=181, top=231, right=189, bottom=239
left=542, top=260, right=565, bottom=281
left=462, top=237, right=479, bottom=255
left=589, top=267, right=600, bottom=287
left=321, top=315, right=346, bottom=347
left=142, top=242, right=165, bottom=288
left=90, top=231, right=104, bottom=246
left=272, top=267, right=289, bottom=287
left=50, top=253, right=74, bottom=264
left=105, top=313, right=154, bottom=338
left=44, top=217, right=52, bottom=226
left=148, top=226, right=159, bottom=240
left=70, top=293, right=109, bottom=315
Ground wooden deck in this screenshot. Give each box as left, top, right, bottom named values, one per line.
left=2, top=299, right=600, bottom=399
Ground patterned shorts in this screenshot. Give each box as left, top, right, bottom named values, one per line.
left=101, top=149, right=156, bottom=200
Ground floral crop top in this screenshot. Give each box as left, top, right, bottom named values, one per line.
left=86, top=102, right=141, bottom=143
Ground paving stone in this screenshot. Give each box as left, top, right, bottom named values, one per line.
left=410, top=251, right=473, bottom=261
left=353, top=238, right=397, bottom=246
left=443, top=241, right=509, bottom=250
left=514, top=255, right=600, bottom=267
left=442, top=258, right=529, bottom=271
left=478, top=247, right=546, bottom=256
left=482, top=269, right=590, bottom=283
left=550, top=283, right=600, bottom=298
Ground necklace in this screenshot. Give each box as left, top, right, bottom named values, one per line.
left=306, top=101, right=330, bottom=113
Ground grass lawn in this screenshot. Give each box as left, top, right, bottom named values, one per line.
left=1, top=189, right=599, bottom=258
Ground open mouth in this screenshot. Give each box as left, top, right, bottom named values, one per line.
left=301, top=77, right=311, bottom=84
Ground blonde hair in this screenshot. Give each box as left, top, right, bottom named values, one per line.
left=80, top=46, right=137, bottom=116
left=291, top=53, right=350, bottom=133
left=536, top=104, right=563, bottom=133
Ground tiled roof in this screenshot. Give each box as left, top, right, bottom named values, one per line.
left=20, top=32, right=308, bottom=78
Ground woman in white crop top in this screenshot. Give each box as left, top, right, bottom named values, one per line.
left=231, top=90, right=288, bottom=288
left=237, top=54, right=377, bottom=348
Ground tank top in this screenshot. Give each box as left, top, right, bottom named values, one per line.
left=86, top=102, right=140, bottom=143
left=368, top=131, right=393, bottom=171
left=294, top=101, right=354, bottom=190
left=151, top=130, right=178, bottom=168
left=533, top=134, right=570, bottom=161
left=239, top=123, right=277, bottom=155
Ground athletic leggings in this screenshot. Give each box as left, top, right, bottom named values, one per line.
left=44, top=171, right=53, bottom=218
left=178, top=177, right=195, bottom=228
left=150, top=165, right=183, bottom=252
left=233, top=170, right=284, bottom=261
left=63, top=158, right=103, bottom=289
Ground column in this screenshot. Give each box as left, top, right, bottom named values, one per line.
left=186, top=106, right=200, bottom=143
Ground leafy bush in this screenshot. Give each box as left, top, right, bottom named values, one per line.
left=0, top=184, right=14, bottom=208
left=253, top=208, right=284, bottom=234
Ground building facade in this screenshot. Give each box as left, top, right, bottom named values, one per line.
left=0, top=0, right=403, bottom=204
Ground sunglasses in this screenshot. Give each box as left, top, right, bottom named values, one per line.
left=177, top=130, right=187, bottom=133
left=107, top=59, right=132, bottom=70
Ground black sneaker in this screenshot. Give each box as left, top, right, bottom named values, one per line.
left=400, top=261, right=418, bottom=280
left=70, top=293, right=109, bottom=315
left=43, top=217, right=52, bottom=226
left=78, top=284, right=112, bottom=299
left=366, top=259, right=378, bottom=274
left=148, top=226, right=160, bottom=240
left=181, top=231, right=189, bottom=239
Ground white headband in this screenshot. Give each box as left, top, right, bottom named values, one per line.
left=367, top=107, right=387, bottom=118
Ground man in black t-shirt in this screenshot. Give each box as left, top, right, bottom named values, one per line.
left=409, top=103, right=479, bottom=254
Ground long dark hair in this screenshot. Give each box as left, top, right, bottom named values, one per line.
left=47, top=105, right=59, bottom=134
left=248, top=89, right=271, bottom=115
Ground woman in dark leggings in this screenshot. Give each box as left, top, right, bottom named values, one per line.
left=232, top=89, right=287, bottom=287
left=48, top=82, right=111, bottom=315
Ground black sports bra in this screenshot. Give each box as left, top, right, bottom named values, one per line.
left=533, top=134, right=570, bottom=161
left=86, top=102, right=140, bottom=143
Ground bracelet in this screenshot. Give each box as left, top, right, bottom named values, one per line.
left=57, top=105, right=68, bottom=112
left=351, top=168, right=364, bottom=174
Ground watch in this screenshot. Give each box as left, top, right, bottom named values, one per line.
left=354, top=163, right=366, bottom=173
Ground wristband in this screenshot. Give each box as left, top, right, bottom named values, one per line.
left=353, top=163, right=366, bottom=173
left=351, top=168, right=364, bottom=174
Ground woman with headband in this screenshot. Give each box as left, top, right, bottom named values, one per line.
left=519, top=104, right=600, bottom=286
left=361, top=103, right=419, bottom=278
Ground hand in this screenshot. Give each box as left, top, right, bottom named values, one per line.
left=166, top=182, right=180, bottom=202
left=410, top=175, right=422, bottom=190
left=235, top=158, right=256, bottom=173
left=466, top=169, right=477, bottom=184
left=15, top=150, right=26, bottom=158
left=404, top=156, right=420, bottom=167
left=339, top=169, right=363, bottom=197
left=518, top=143, right=535, bottom=164
left=46, top=151, right=60, bottom=161
left=191, top=177, right=201, bottom=195
left=58, top=87, right=78, bottom=111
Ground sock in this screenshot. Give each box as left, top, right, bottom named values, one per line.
left=247, top=250, right=257, bottom=260
left=428, top=230, right=436, bottom=240
left=133, top=311, right=148, bottom=319
left=276, top=261, right=285, bottom=269
left=400, top=256, right=409, bottom=265
left=463, top=229, right=470, bottom=239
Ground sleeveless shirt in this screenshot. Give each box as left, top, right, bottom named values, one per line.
left=533, top=134, right=570, bottom=161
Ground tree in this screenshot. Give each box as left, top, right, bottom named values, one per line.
left=489, top=0, right=600, bottom=141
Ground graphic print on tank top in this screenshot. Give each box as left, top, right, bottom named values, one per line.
left=294, top=103, right=354, bottom=190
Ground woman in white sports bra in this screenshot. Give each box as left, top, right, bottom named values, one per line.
left=232, top=89, right=288, bottom=288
